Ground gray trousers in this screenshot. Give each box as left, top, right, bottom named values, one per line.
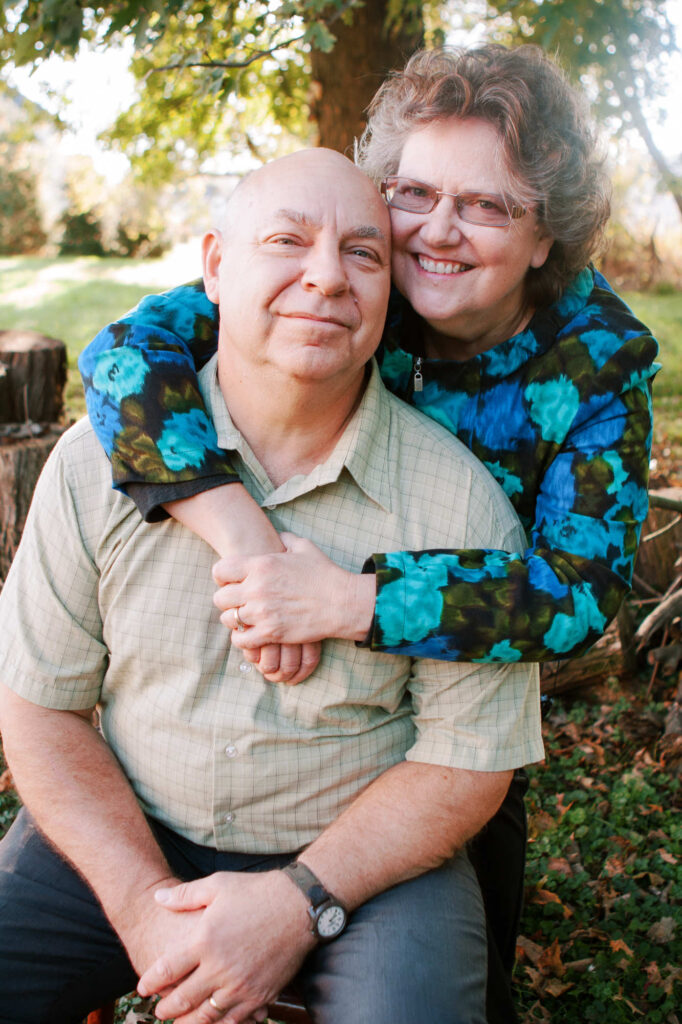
left=0, top=809, right=487, bottom=1024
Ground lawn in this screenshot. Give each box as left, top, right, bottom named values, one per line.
left=0, top=258, right=680, bottom=1022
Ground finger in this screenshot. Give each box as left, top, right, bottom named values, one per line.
left=282, top=642, right=322, bottom=685
left=213, top=583, right=246, bottom=613
left=155, top=980, right=227, bottom=1023
left=154, top=878, right=212, bottom=912
left=222, top=616, right=261, bottom=646
left=261, top=644, right=300, bottom=683
left=212, top=557, right=246, bottom=587
left=137, top=949, right=197, bottom=999
left=255, top=644, right=282, bottom=677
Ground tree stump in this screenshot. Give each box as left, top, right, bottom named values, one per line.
left=634, top=487, right=682, bottom=595
left=0, top=429, right=64, bottom=581
left=0, top=329, right=67, bottom=424
left=0, top=330, right=67, bottom=585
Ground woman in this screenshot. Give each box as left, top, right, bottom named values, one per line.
left=79, top=45, right=659, bottom=1021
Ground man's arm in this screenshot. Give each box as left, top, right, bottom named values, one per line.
left=0, top=685, right=198, bottom=974
left=137, top=759, right=511, bottom=1024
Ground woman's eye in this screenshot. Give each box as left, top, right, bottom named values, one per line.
left=405, top=186, right=429, bottom=198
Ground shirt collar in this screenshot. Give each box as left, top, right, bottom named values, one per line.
left=198, top=356, right=393, bottom=513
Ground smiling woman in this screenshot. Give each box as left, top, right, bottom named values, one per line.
left=77, top=43, right=659, bottom=1024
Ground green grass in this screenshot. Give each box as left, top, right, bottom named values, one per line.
left=623, top=291, right=682, bottom=449
left=0, top=254, right=199, bottom=420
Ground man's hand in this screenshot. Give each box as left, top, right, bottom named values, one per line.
left=213, top=533, right=375, bottom=648
left=137, top=870, right=316, bottom=1024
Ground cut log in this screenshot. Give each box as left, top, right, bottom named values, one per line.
left=0, top=428, right=63, bottom=583
left=0, top=329, right=67, bottom=424
left=635, top=488, right=682, bottom=594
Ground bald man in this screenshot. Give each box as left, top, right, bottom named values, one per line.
left=0, top=150, right=541, bottom=1024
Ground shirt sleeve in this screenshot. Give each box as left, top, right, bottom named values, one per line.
left=0, top=431, right=108, bottom=710
left=366, top=335, right=656, bottom=663
left=78, top=280, right=241, bottom=519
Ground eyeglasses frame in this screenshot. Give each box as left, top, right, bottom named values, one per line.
left=380, top=176, right=526, bottom=228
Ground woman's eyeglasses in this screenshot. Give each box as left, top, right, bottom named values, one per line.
left=380, top=177, right=526, bottom=228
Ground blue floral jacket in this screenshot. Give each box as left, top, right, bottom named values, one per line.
left=79, top=266, right=659, bottom=662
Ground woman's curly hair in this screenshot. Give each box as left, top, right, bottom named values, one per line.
left=356, top=45, right=611, bottom=308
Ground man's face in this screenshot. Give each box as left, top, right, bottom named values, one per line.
left=204, top=150, right=391, bottom=391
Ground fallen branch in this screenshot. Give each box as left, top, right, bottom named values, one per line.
left=635, top=591, right=682, bottom=649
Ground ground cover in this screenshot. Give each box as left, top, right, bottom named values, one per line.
left=0, top=259, right=680, bottom=1021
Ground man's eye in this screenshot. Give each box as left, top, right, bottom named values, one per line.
left=350, top=247, right=377, bottom=260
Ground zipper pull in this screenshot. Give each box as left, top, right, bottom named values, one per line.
left=413, top=357, right=423, bottom=393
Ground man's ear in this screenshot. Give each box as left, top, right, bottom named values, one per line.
left=202, top=230, right=223, bottom=303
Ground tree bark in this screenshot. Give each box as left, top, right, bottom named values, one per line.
left=0, top=329, right=67, bottom=424
left=634, top=488, right=682, bottom=595
left=0, top=429, right=63, bottom=583
left=309, top=0, right=424, bottom=155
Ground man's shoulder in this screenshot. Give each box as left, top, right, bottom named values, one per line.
left=40, top=417, right=129, bottom=519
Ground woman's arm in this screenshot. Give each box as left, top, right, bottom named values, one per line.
left=217, top=336, right=658, bottom=663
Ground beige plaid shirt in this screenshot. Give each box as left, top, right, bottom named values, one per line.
left=0, top=358, right=542, bottom=852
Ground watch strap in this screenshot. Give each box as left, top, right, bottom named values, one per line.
left=282, top=860, right=333, bottom=909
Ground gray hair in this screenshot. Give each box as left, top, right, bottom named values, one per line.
left=356, top=45, right=611, bottom=307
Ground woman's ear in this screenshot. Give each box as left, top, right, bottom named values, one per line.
left=530, top=226, right=554, bottom=269
left=202, top=229, right=224, bottom=303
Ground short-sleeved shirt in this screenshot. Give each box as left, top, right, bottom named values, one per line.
left=0, top=358, right=543, bottom=852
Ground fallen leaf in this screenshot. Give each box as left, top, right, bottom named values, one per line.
left=610, top=938, right=634, bottom=957
left=647, top=917, right=677, bottom=944
left=656, top=847, right=678, bottom=865
left=538, top=937, right=565, bottom=976
left=516, top=935, right=544, bottom=965
left=0, top=768, right=14, bottom=793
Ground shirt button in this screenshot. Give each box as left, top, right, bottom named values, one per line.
left=266, top=504, right=276, bottom=511
left=224, top=812, right=235, bottom=824
left=239, top=662, right=252, bottom=674
left=225, top=744, right=238, bottom=758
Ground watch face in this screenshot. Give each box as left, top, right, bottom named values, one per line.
left=317, top=904, right=347, bottom=938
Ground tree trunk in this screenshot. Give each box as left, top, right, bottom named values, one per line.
left=634, top=487, right=682, bottom=596
left=0, top=429, right=63, bottom=582
left=0, top=329, right=67, bottom=424
left=309, top=0, right=424, bottom=154
left=0, top=329, right=67, bottom=584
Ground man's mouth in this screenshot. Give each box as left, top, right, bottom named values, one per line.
left=417, top=255, right=472, bottom=275
left=282, top=312, right=353, bottom=329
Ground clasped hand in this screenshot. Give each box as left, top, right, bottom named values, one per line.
left=213, top=533, right=375, bottom=664
left=134, top=870, right=314, bottom=1024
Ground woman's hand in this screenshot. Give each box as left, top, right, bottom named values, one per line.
left=165, top=485, right=318, bottom=684
left=213, top=533, right=376, bottom=652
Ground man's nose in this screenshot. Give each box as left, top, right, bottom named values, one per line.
left=300, top=242, right=349, bottom=295
left=418, top=197, right=465, bottom=248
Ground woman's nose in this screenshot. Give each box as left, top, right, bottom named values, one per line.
left=418, top=196, right=465, bottom=247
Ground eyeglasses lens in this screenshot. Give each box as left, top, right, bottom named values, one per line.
left=382, top=178, right=517, bottom=227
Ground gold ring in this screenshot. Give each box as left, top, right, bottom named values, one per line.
left=209, top=993, right=226, bottom=1012
left=233, top=607, right=246, bottom=632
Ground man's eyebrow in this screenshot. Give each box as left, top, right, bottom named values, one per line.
left=272, top=209, right=387, bottom=243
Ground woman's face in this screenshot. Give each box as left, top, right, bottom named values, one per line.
left=389, top=117, right=553, bottom=356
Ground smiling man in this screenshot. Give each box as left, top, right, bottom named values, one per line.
left=0, top=149, right=542, bottom=1024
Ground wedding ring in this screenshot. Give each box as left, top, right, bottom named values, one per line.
left=233, top=607, right=246, bottom=632
left=209, top=993, right=226, bottom=1012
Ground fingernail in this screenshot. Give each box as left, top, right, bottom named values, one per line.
left=155, top=888, right=171, bottom=903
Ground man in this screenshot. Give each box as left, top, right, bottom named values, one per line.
left=0, top=149, right=543, bottom=1024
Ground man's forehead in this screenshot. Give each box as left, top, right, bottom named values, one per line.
left=270, top=207, right=387, bottom=242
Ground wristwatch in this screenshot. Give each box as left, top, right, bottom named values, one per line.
left=282, top=860, right=348, bottom=942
